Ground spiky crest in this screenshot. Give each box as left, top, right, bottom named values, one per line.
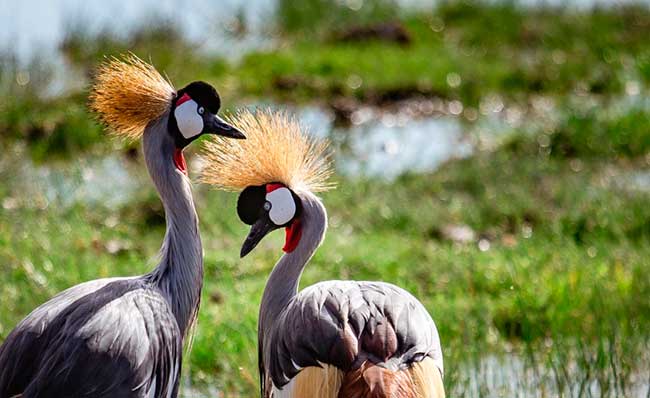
left=89, top=54, right=175, bottom=139
left=200, top=109, right=335, bottom=193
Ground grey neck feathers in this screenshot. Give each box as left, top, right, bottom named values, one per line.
left=259, top=191, right=327, bottom=339
left=142, top=113, right=203, bottom=338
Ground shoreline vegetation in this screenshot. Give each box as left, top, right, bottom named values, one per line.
left=1, top=1, right=650, bottom=396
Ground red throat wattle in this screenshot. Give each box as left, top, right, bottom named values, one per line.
left=173, top=148, right=188, bottom=176
left=283, top=219, right=302, bottom=253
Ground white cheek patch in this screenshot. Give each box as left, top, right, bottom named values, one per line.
left=266, top=187, right=296, bottom=226
left=174, top=99, right=203, bottom=139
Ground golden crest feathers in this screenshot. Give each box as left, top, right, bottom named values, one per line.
left=89, top=54, right=175, bottom=139
left=200, top=110, right=335, bottom=193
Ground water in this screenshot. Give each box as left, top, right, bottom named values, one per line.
left=335, top=116, right=472, bottom=178
left=0, top=0, right=275, bottom=61
left=292, top=104, right=473, bottom=179
left=5, top=87, right=648, bottom=208
left=450, top=351, right=650, bottom=398
left=4, top=82, right=649, bottom=208
left=0, top=103, right=472, bottom=211
left=1, top=146, right=147, bottom=210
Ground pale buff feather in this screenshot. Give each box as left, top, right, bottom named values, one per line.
left=272, top=360, right=444, bottom=398
left=273, top=365, right=343, bottom=398
left=407, top=357, right=446, bottom=398
left=200, top=110, right=334, bottom=193
left=89, top=54, right=175, bottom=140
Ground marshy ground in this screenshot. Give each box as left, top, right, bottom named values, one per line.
left=1, top=1, right=650, bottom=396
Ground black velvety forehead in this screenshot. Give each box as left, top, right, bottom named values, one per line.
left=178, top=81, right=221, bottom=113
left=237, top=185, right=266, bottom=225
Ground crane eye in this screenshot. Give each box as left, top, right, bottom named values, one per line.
left=198, top=106, right=205, bottom=115
left=263, top=201, right=271, bottom=211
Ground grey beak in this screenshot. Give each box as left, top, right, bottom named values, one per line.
left=240, top=217, right=277, bottom=258
left=208, top=115, right=246, bottom=139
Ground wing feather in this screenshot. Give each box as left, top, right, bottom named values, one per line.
left=0, top=277, right=128, bottom=397
left=262, top=280, right=443, bottom=392
left=0, top=279, right=181, bottom=398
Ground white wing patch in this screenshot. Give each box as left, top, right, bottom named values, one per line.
left=174, top=99, right=203, bottom=139
left=167, top=359, right=179, bottom=398
left=271, top=378, right=295, bottom=398
left=146, top=376, right=157, bottom=398
left=266, top=187, right=296, bottom=225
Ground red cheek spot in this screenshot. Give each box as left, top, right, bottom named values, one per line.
left=176, top=93, right=191, bottom=107
left=266, top=183, right=284, bottom=193
left=283, top=219, right=302, bottom=253
left=173, top=148, right=188, bottom=176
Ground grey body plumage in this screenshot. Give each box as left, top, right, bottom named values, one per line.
left=258, top=192, right=443, bottom=394
left=263, top=280, right=443, bottom=386
left=0, top=114, right=205, bottom=398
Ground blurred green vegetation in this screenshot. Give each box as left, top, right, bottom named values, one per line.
left=1, top=0, right=650, bottom=396
left=276, top=0, right=400, bottom=35
left=244, top=0, right=650, bottom=104
left=1, top=142, right=648, bottom=395
left=4, top=0, right=650, bottom=157
left=503, top=105, right=650, bottom=159
left=238, top=3, right=650, bottom=105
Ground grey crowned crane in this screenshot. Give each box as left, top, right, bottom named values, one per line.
left=0, top=55, right=244, bottom=398
left=200, top=111, right=445, bottom=398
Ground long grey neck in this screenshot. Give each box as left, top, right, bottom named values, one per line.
left=259, top=192, right=327, bottom=337
left=142, top=113, right=203, bottom=338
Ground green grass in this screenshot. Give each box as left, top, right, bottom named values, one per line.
left=1, top=136, right=649, bottom=395
left=549, top=108, right=650, bottom=158
left=501, top=102, right=650, bottom=161
left=59, top=21, right=227, bottom=82
left=2, top=1, right=650, bottom=396
left=232, top=1, right=650, bottom=106
left=275, top=0, right=400, bottom=36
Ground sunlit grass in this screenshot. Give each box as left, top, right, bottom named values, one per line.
left=1, top=139, right=648, bottom=395
left=1, top=1, right=650, bottom=396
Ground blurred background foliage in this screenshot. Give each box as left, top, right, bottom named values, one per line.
left=1, top=0, right=650, bottom=396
